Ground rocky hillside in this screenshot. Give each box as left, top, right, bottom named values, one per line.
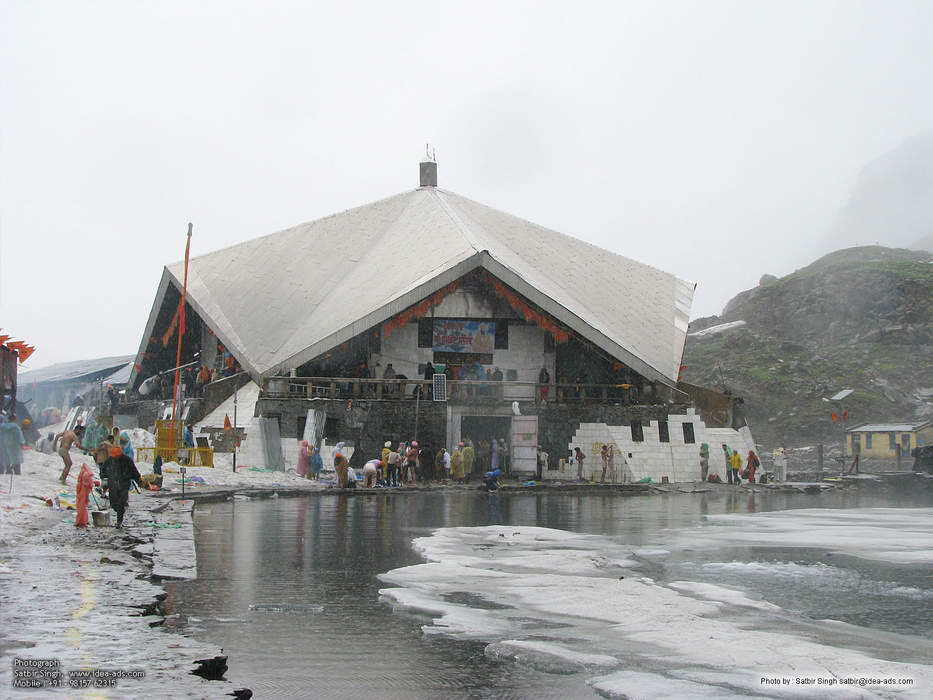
left=681, top=246, right=933, bottom=449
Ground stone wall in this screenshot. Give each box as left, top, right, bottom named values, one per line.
left=256, top=397, right=446, bottom=467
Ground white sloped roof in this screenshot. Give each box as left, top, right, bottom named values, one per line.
left=137, top=187, right=694, bottom=385
left=19, top=355, right=135, bottom=385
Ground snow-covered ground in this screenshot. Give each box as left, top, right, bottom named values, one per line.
left=0, top=440, right=326, bottom=699
left=379, top=520, right=933, bottom=698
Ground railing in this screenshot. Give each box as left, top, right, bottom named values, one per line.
left=135, top=446, right=214, bottom=467
left=261, top=376, right=688, bottom=404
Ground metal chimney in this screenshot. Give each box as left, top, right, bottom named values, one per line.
left=419, top=145, right=437, bottom=187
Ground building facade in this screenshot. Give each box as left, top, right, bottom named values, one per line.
left=131, top=161, right=752, bottom=479
left=847, top=422, right=933, bottom=459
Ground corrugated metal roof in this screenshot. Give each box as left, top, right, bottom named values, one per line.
left=19, top=355, right=135, bottom=386
left=141, top=187, right=694, bottom=385
left=848, top=422, right=931, bottom=433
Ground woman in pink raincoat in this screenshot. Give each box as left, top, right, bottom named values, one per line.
left=75, top=463, right=95, bottom=528
left=297, top=440, right=311, bottom=478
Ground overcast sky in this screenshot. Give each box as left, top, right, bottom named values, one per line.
left=2, top=0, right=932, bottom=371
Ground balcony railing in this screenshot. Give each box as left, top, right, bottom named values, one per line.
left=261, top=376, right=687, bottom=404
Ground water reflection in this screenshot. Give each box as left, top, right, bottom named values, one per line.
left=169, top=482, right=933, bottom=698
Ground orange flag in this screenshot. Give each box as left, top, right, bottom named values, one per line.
left=224, top=414, right=233, bottom=432
left=831, top=412, right=838, bottom=423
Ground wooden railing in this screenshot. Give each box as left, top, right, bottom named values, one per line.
left=135, top=446, right=214, bottom=467
left=261, top=376, right=688, bottom=404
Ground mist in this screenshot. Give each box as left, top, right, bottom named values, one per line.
left=2, top=0, right=933, bottom=369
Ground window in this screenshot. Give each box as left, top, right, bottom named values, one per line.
left=630, top=421, right=644, bottom=442
left=297, top=416, right=307, bottom=440
left=543, top=333, right=555, bottom=353
left=902, top=434, right=911, bottom=450
left=418, top=319, right=433, bottom=348
left=494, top=321, right=509, bottom=349
left=865, top=433, right=873, bottom=449
left=658, top=421, right=670, bottom=443
left=889, top=433, right=896, bottom=451
left=682, top=422, right=695, bottom=444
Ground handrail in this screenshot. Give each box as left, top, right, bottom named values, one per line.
left=261, top=375, right=687, bottom=404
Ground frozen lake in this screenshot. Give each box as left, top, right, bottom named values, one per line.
left=166, top=480, right=933, bottom=698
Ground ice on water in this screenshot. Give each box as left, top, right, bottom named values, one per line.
left=379, top=513, right=933, bottom=697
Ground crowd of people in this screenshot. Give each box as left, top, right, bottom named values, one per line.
left=294, top=436, right=519, bottom=489
left=47, top=420, right=142, bottom=528
left=702, top=444, right=784, bottom=484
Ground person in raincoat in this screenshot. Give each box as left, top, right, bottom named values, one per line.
left=434, top=448, right=446, bottom=482
left=102, top=445, right=141, bottom=528
left=746, top=450, right=760, bottom=484
left=119, top=431, right=134, bottom=459
left=730, top=448, right=743, bottom=485
left=450, top=443, right=464, bottom=483
left=699, top=443, right=710, bottom=482
left=334, top=453, right=350, bottom=488
left=381, top=441, right=392, bottom=483
left=0, top=414, right=25, bottom=475
left=332, top=441, right=346, bottom=460
left=310, top=445, right=323, bottom=480
left=297, top=440, right=311, bottom=478
left=462, top=440, right=475, bottom=479
left=75, top=463, right=95, bottom=528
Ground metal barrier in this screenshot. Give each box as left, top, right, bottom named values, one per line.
left=261, top=376, right=688, bottom=404
left=135, top=446, right=214, bottom=467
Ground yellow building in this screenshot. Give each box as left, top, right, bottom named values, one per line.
left=846, top=422, right=933, bottom=458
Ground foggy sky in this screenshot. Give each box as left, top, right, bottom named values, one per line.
left=3, top=1, right=932, bottom=371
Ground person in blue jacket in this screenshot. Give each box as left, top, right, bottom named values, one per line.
left=0, top=414, right=26, bottom=475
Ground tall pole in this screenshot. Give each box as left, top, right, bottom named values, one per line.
left=232, top=384, right=238, bottom=473
left=413, top=384, right=421, bottom=441
left=841, top=405, right=847, bottom=458
left=170, top=223, right=193, bottom=453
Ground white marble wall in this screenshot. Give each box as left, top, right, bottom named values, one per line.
left=556, top=408, right=756, bottom=483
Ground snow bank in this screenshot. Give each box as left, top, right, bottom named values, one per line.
left=378, top=525, right=933, bottom=698
left=688, top=508, right=933, bottom=564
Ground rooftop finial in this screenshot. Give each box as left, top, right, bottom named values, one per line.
left=420, top=144, right=437, bottom=187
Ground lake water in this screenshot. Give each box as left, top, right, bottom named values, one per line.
left=165, top=480, right=933, bottom=698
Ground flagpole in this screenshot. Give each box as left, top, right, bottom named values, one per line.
left=170, top=223, right=193, bottom=455
left=232, top=385, right=238, bottom=473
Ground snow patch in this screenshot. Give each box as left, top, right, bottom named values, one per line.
left=688, top=320, right=746, bottom=337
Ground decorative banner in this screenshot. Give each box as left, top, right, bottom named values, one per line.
left=433, top=320, right=496, bottom=354
left=383, top=281, right=459, bottom=339
left=483, top=271, right=570, bottom=343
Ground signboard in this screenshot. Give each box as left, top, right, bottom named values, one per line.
left=432, top=320, right=496, bottom=354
